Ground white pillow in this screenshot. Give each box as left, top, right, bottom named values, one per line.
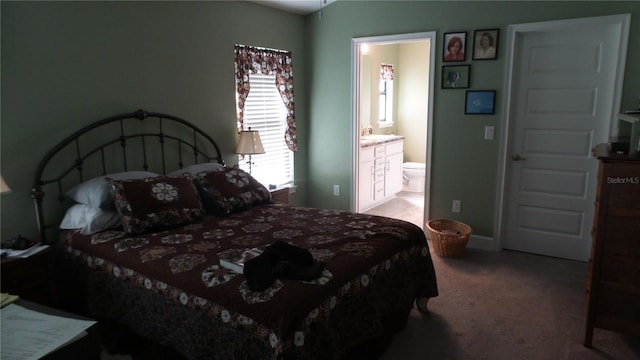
left=60, top=204, right=122, bottom=235
left=66, top=171, right=159, bottom=209
left=167, top=162, right=224, bottom=177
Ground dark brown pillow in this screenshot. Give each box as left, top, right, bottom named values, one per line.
left=109, top=175, right=203, bottom=234
left=193, top=167, right=271, bottom=216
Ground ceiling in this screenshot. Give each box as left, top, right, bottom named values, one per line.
left=246, top=0, right=337, bottom=15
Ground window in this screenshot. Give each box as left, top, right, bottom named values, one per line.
left=239, top=72, right=293, bottom=186
left=379, top=64, right=394, bottom=128
left=234, top=45, right=297, bottom=187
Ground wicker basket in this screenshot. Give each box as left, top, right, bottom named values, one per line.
left=426, top=219, right=472, bottom=258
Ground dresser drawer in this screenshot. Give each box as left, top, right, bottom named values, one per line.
left=594, top=286, right=640, bottom=324
left=374, top=169, right=385, bottom=182
left=603, top=216, right=640, bottom=256
left=374, top=158, right=386, bottom=170
left=374, top=182, right=385, bottom=199
left=374, top=145, right=385, bottom=158
left=599, top=254, right=640, bottom=286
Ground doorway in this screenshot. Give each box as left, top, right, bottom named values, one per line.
left=351, top=32, right=436, bottom=229
left=498, top=15, right=630, bottom=261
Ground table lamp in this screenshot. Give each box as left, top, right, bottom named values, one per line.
left=236, top=127, right=265, bottom=174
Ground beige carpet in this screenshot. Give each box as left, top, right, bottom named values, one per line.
left=380, top=246, right=640, bottom=360
left=363, top=191, right=425, bottom=228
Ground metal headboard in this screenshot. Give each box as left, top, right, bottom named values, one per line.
left=31, top=109, right=225, bottom=243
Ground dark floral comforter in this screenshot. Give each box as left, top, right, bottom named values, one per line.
left=60, top=203, right=438, bottom=359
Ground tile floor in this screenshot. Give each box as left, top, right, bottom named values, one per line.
left=363, top=191, right=425, bottom=229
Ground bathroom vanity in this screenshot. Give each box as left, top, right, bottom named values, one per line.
left=358, top=135, right=404, bottom=212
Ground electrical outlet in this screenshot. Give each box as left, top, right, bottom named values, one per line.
left=452, top=200, right=461, bottom=213
left=333, top=185, right=340, bottom=196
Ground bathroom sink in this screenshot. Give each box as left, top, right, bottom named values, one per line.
left=361, top=134, right=396, bottom=140
left=360, top=134, right=403, bottom=146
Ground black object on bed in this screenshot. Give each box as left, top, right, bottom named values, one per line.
left=32, top=109, right=438, bottom=360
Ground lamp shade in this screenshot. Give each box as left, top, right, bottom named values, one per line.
left=236, top=128, right=265, bottom=155
left=0, top=175, right=12, bottom=194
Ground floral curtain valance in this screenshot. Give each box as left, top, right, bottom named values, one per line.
left=380, top=64, right=394, bottom=81
left=234, top=45, right=297, bottom=152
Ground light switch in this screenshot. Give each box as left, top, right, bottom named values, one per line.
left=484, top=126, right=495, bottom=140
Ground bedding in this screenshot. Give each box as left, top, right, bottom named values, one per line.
left=59, top=204, right=121, bottom=235
left=66, top=171, right=160, bottom=209
left=109, top=174, right=204, bottom=234
left=193, top=167, right=272, bottom=216
left=59, top=203, right=438, bottom=359
left=33, top=110, right=438, bottom=360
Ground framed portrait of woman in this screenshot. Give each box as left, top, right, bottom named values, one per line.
left=443, top=32, right=466, bottom=62
left=472, top=29, right=499, bottom=60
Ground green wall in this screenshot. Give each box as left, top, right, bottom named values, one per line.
left=1, top=0, right=639, bottom=242
left=0, top=1, right=307, bottom=240
left=304, top=1, right=640, bottom=237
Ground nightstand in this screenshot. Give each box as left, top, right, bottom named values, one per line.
left=270, top=186, right=291, bottom=205
left=1, top=246, right=57, bottom=306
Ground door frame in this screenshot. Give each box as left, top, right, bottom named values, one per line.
left=351, top=31, right=436, bottom=225
left=494, top=14, right=631, bottom=252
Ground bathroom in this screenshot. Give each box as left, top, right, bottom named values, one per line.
left=356, top=38, right=431, bottom=229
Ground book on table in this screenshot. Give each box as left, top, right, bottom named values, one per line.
left=219, top=248, right=263, bottom=274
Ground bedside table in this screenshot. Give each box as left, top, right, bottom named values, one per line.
left=1, top=246, right=57, bottom=306
left=270, top=186, right=291, bottom=205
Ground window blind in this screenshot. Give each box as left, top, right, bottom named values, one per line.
left=239, top=72, right=293, bottom=186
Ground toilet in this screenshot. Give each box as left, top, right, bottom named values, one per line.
left=402, top=162, right=426, bottom=192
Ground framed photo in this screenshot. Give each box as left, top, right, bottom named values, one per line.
left=465, top=90, right=496, bottom=114
left=443, top=32, right=467, bottom=62
left=442, top=65, right=470, bottom=89
left=472, top=29, right=499, bottom=60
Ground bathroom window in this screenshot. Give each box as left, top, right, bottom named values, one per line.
left=379, top=64, right=394, bottom=128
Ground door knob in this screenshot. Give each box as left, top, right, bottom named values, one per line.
left=512, top=154, right=527, bottom=161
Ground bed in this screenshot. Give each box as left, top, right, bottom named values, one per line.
left=31, top=109, right=438, bottom=359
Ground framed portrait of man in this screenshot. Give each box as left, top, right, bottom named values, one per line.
left=472, top=29, right=499, bottom=60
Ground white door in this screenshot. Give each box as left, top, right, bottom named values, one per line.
left=503, top=16, right=628, bottom=261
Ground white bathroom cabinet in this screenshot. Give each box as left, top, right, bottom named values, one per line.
left=385, top=140, right=404, bottom=196
left=359, top=138, right=404, bottom=212
left=359, top=147, right=376, bottom=211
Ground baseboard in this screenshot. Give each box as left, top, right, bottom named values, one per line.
left=425, top=232, right=498, bottom=252
left=467, top=234, right=497, bottom=251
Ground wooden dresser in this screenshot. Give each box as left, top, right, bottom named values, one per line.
left=584, top=144, right=640, bottom=347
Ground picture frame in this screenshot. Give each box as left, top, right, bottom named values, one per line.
left=442, top=65, right=470, bottom=89
left=472, top=29, right=499, bottom=60
left=465, top=90, right=496, bottom=114
left=443, top=31, right=467, bottom=62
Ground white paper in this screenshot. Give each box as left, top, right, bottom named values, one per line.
left=1, top=303, right=96, bottom=360
left=1, top=244, right=49, bottom=259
